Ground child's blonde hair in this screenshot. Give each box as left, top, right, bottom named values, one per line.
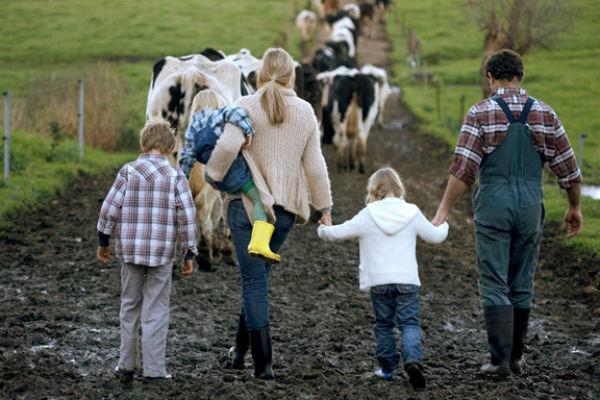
left=257, top=48, right=296, bottom=125
left=140, top=119, right=175, bottom=154
left=190, top=89, right=227, bottom=115
left=365, top=167, right=406, bottom=204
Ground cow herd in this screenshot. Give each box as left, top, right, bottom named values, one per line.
left=143, top=0, right=393, bottom=267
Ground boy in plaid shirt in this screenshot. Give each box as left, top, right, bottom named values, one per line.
left=96, top=120, right=198, bottom=380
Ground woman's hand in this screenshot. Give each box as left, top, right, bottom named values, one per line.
left=242, top=135, right=252, bottom=150
left=319, top=211, right=332, bottom=226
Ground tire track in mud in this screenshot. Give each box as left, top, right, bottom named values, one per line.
left=0, top=10, right=599, bottom=400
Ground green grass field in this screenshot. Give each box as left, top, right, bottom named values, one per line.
left=386, top=0, right=600, bottom=253
left=0, top=131, right=135, bottom=232
left=0, top=0, right=297, bottom=228
left=0, top=0, right=295, bottom=146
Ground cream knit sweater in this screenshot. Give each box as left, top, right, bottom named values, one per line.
left=206, top=88, right=333, bottom=222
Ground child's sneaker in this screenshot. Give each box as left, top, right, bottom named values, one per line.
left=113, top=367, right=134, bottom=382
left=373, top=368, right=393, bottom=381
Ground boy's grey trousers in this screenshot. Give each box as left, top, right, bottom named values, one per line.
left=117, top=262, right=172, bottom=377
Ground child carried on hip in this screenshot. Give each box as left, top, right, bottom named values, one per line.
left=317, top=167, right=449, bottom=390
left=179, top=90, right=280, bottom=263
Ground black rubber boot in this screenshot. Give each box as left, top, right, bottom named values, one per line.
left=404, top=363, right=426, bottom=390
left=228, top=313, right=250, bottom=369
left=510, top=308, right=530, bottom=374
left=249, top=328, right=274, bottom=380
left=480, top=305, right=514, bottom=379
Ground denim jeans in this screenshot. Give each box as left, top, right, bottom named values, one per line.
left=227, top=199, right=295, bottom=330
left=370, top=283, right=422, bottom=373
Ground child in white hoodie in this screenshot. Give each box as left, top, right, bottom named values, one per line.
left=317, top=167, right=448, bottom=390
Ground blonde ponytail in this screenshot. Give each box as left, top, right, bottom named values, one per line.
left=257, top=48, right=296, bottom=125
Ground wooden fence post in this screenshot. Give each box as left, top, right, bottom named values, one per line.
left=3, top=91, right=10, bottom=184
left=78, top=79, right=84, bottom=161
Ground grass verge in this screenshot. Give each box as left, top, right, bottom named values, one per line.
left=0, top=131, right=135, bottom=232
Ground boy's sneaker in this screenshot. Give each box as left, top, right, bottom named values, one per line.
left=373, top=368, right=393, bottom=381
left=144, top=373, right=173, bottom=381
left=113, top=367, right=134, bottom=382
left=405, top=363, right=426, bottom=390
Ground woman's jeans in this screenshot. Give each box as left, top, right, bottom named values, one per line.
left=370, top=284, right=422, bottom=373
left=227, top=199, right=295, bottom=330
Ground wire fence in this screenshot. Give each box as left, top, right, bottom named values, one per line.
left=2, top=79, right=85, bottom=185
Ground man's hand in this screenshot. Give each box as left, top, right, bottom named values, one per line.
left=180, top=259, right=194, bottom=277
left=97, top=246, right=111, bottom=263
left=242, top=135, right=252, bottom=150
left=432, top=175, right=468, bottom=226
left=563, top=207, right=583, bottom=238
left=319, top=211, right=332, bottom=226
left=431, top=209, right=448, bottom=227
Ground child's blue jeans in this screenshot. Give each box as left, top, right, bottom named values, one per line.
left=370, top=283, right=422, bottom=373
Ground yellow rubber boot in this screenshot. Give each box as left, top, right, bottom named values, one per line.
left=247, top=221, right=281, bottom=263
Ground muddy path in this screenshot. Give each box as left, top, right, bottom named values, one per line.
left=1, top=10, right=600, bottom=400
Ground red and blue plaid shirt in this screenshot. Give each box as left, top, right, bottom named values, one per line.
left=97, top=154, right=197, bottom=267
left=449, top=87, right=582, bottom=188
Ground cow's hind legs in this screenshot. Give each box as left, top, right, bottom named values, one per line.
left=356, top=137, right=367, bottom=174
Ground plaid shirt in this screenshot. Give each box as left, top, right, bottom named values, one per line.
left=449, top=87, right=582, bottom=189
left=97, top=154, right=197, bottom=267
left=179, top=106, right=254, bottom=178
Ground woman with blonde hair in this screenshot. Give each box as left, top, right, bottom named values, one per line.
left=317, top=167, right=448, bottom=390
left=206, top=47, right=333, bottom=379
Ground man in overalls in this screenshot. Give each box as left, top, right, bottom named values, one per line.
left=432, top=49, right=583, bottom=377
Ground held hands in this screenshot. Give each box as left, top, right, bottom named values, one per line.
left=431, top=209, right=448, bottom=227
left=97, top=246, right=111, bottom=263
left=319, top=211, right=333, bottom=226
left=180, top=259, right=194, bottom=277
left=563, top=207, right=583, bottom=238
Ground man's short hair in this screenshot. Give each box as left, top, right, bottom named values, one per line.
left=139, top=120, right=175, bottom=154
left=484, top=49, right=524, bottom=82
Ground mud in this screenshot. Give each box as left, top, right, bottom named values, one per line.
left=1, top=9, right=600, bottom=400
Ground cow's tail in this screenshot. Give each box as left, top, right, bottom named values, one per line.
left=346, top=92, right=359, bottom=140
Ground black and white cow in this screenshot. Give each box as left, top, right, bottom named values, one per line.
left=328, top=16, right=358, bottom=59
left=324, top=68, right=386, bottom=174
left=361, top=64, right=391, bottom=127
left=317, top=66, right=358, bottom=144
left=146, top=54, right=243, bottom=140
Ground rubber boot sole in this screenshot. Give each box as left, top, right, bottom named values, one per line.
left=405, top=364, right=426, bottom=390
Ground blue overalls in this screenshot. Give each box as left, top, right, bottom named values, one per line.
left=473, top=96, right=544, bottom=372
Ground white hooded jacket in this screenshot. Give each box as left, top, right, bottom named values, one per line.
left=317, top=197, right=449, bottom=290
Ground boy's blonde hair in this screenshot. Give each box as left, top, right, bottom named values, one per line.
left=365, top=167, right=406, bottom=204
left=257, top=48, right=296, bottom=125
left=190, top=90, right=227, bottom=115
left=139, top=119, right=175, bottom=154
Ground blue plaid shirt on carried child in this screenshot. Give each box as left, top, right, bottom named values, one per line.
left=179, top=106, right=254, bottom=179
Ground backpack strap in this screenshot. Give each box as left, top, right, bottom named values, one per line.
left=491, top=96, right=516, bottom=123
left=519, top=97, right=535, bottom=124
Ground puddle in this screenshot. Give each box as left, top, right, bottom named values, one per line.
left=582, top=185, right=600, bottom=200
left=389, top=85, right=401, bottom=95
left=382, top=119, right=404, bottom=130
left=568, top=346, right=592, bottom=357
left=31, top=343, right=55, bottom=353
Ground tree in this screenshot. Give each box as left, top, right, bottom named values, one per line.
left=468, top=0, right=573, bottom=97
